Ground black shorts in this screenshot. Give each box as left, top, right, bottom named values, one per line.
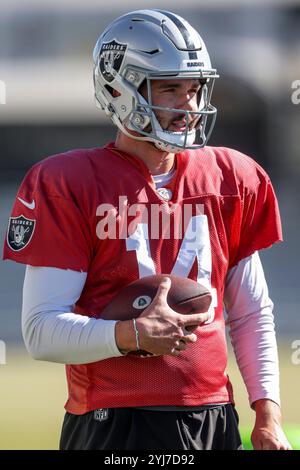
left=59, top=404, right=243, bottom=450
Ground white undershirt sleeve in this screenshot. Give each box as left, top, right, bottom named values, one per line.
left=224, top=252, right=280, bottom=408
left=22, top=265, right=123, bottom=364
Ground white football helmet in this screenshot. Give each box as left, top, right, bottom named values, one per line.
left=93, top=9, right=218, bottom=153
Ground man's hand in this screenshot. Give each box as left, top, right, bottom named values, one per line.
left=137, top=277, right=211, bottom=356
left=251, top=399, right=292, bottom=450
left=115, top=277, right=211, bottom=356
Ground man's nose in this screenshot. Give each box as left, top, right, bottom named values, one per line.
left=177, top=93, right=197, bottom=112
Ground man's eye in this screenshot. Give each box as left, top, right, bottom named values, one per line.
left=190, top=87, right=201, bottom=94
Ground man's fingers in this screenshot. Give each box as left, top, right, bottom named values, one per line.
left=184, top=324, right=199, bottom=333
left=181, top=311, right=212, bottom=328
left=173, top=339, right=188, bottom=351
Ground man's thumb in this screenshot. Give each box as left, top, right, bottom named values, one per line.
left=154, top=277, right=171, bottom=302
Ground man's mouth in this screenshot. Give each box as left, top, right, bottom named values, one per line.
left=168, top=118, right=196, bottom=132
left=169, top=120, right=188, bottom=131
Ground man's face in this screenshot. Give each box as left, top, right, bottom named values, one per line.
left=141, top=78, right=202, bottom=132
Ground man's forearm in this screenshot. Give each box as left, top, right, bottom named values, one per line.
left=22, top=265, right=123, bottom=363
left=225, top=253, right=281, bottom=407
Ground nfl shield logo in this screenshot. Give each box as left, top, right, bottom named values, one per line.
left=7, top=215, right=35, bottom=251
left=93, top=408, right=109, bottom=422
left=99, top=40, right=127, bottom=83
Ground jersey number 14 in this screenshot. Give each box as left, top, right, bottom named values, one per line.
left=126, top=215, right=217, bottom=322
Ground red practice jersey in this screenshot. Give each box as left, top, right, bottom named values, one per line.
left=3, top=143, right=282, bottom=414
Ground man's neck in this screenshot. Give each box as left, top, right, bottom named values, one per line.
left=115, top=133, right=176, bottom=175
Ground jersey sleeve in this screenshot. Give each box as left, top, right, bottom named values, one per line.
left=3, top=160, right=94, bottom=272
left=230, top=161, right=283, bottom=268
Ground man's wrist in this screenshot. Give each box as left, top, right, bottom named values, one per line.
left=115, top=320, right=137, bottom=354
left=252, top=399, right=282, bottom=424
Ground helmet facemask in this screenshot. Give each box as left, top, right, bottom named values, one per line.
left=95, top=66, right=218, bottom=153
left=128, top=72, right=217, bottom=152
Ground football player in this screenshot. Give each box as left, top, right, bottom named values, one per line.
left=3, top=10, right=292, bottom=450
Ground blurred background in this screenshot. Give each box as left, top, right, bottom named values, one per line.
left=0, top=0, right=299, bottom=450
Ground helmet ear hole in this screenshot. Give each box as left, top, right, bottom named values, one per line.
left=104, top=85, right=121, bottom=98
left=112, top=89, right=121, bottom=98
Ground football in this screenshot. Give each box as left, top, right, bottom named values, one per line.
left=101, top=274, right=212, bottom=356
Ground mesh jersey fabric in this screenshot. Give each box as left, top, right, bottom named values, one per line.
left=3, top=143, right=282, bottom=414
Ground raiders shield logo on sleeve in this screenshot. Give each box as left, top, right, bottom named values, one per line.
left=99, top=40, right=127, bottom=83
left=7, top=215, right=36, bottom=251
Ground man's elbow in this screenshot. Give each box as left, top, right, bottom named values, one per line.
left=25, top=345, right=45, bottom=361
left=22, top=319, right=49, bottom=361
left=22, top=334, right=45, bottom=361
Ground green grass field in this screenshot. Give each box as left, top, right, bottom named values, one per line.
left=0, top=343, right=299, bottom=450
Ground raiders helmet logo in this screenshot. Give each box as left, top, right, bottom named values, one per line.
left=99, top=40, right=127, bottom=83
left=7, top=215, right=35, bottom=251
